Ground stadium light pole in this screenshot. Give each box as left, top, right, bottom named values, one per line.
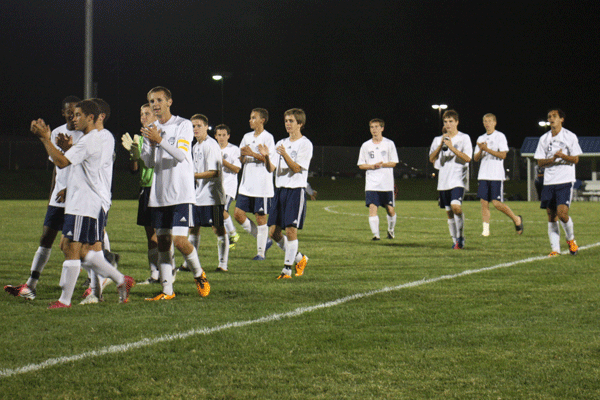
left=212, top=74, right=225, bottom=123
left=432, top=104, right=448, bottom=132
left=84, top=0, right=93, bottom=99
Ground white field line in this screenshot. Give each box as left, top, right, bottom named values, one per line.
left=324, top=205, right=546, bottom=224
left=2, top=242, right=599, bottom=379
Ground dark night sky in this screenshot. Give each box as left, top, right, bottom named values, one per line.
left=1, top=0, right=598, bottom=148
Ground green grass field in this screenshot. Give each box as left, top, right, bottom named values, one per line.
left=1, top=199, right=599, bottom=399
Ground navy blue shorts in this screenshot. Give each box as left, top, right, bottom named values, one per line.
left=44, top=205, right=65, bottom=232
left=63, top=210, right=106, bottom=244
left=365, top=191, right=395, bottom=208
left=137, top=186, right=152, bottom=227
left=477, top=180, right=504, bottom=202
left=438, top=187, right=464, bottom=209
left=150, top=204, right=193, bottom=229
left=540, top=182, right=573, bottom=209
left=267, top=187, right=307, bottom=229
left=235, top=194, right=272, bottom=215
left=192, top=205, right=225, bottom=228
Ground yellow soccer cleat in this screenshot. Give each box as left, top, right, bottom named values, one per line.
left=566, top=240, right=578, bottom=255
left=548, top=251, right=560, bottom=257
left=145, top=292, right=176, bottom=301
left=294, top=255, right=309, bottom=277
left=195, top=272, right=210, bottom=297
left=277, top=273, right=292, bottom=280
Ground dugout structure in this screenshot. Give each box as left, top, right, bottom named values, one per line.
left=521, top=136, right=600, bottom=201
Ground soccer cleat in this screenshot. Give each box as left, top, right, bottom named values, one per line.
left=137, top=277, right=160, bottom=285
left=178, top=263, right=191, bottom=272
left=229, top=232, right=240, bottom=250
left=294, top=255, right=309, bottom=277
left=48, top=300, right=71, bottom=309
left=79, top=293, right=100, bottom=305
left=454, top=237, right=465, bottom=249
left=386, top=231, right=395, bottom=239
left=117, top=276, right=135, bottom=303
left=372, top=236, right=381, bottom=241
left=145, top=292, right=176, bottom=301
left=215, top=266, right=228, bottom=272
left=252, top=255, right=265, bottom=261
left=82, top=287, right=92, bottom=299
left=277, top=273, right=292, bottom=279
left=195, top=272, right=210, bottom=297
left=481, top=229, right=490, bottom=237
left=566, top=240, right=578, bottom=255
left=548, top=251, right=560, bottom=257
left=4, top=284, right=36, bottom=300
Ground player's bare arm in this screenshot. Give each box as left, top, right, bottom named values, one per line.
left=194, top=170, right=218, bottom=180
left=476, top=142, right=506, bottom=160
left=31, top=119, right=71, bottom=169
left=222, top=158, right=240, bottom=173
left=446, top=138, right=471, bottom=163
left=276, top=144, right=302, bottom=174
left=257, top=144, right=275, bottom=172
left=140, top=124, right=162, bottom=145
left=56, top=133, right=73, bottom=152
left=240, top=145, right=266, bottom=163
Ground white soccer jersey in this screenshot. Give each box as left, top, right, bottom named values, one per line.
left=220, top=143, right=241, bottom=199
left=475, top=130, right=509, bottom=181
left=193, top=136, right=226, bottom=206
left=273, top=136, right=313, bottom=189
left=49, top=124, right=83, bottom=208
left=97, top=129, right=115, bottom=212
left=64, top=130, right=103, bottom=218
left=357, top=137, right=399, bottom=191
left=238, top=130, right=275, bottom=197
left=534, top=128, right=582, bottom=185
left=429, top=131, right=473, bottom=190
left=141, top=115, right=196, bottom=207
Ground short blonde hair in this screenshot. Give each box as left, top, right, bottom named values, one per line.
left=483, top=113, right=496, bottom=121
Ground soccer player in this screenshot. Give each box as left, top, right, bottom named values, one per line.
left=214, top=124, right=242, bottom=249
left=429, top=110, right=473, bottom=249
left=474, top=113, right=523, bottom=237
left=140, top=86, right=210, bottom=300
left=234, top=108, right=275, bottom=260
left=30, top=100, right=134, bottom=308
left=357, top=118, right=399, bottom=240
left=4, top=96, right=82, bottom=301
left=122, top=104, right=160, bottom=284
left=187, top=115, right=229, bottom=272
left=533, top=109, right=582, bottom=257
left=258, top=108, right=312, bottom=279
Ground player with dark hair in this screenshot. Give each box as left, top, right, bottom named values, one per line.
left=234, top=108, right=275, bottom=260
left=534, top=109, right=582, bottom=256
left=30, top=100, right=134, bottom=308
left=4, top=96, right=82, bottom=300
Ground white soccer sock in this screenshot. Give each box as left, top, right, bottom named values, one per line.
left=81, top=260, right=102, bottom=298
left=58, top=259, right=81, bottom=306
left=217, top=235, right=229, bottom=270
left=548, top=221, right=561, bottom=252
left=454, top=213, right=464, bottom=238
left=158, top=251, right=174, bottom=295
left=387, top=214, right=396, bottom=233
left=369, top=216, right=380, bottom=237
left=170, top=242, right=176, bottom=269
left=84, top=250, right=124, bottom=287
left=560, top=217, right=575, bottom=241
left=447, top=219, right=458, bottom=243
left=295, top=251, right=304, bottom=264
left=181, top=233, right=200, bottom=269
left=276, top=236, right=286, bottom=252
left=224, top=216, right=236, bottom=235
left=257, top=224, right=269, bottom=257
left=241, top=218, right=258, bottom=238
left=148, top=247, right=159, bottom=280
left=103, top=231, right=110, bottom=251
left=482, top=222, right=490, bottom=232
left=26, top=246, right=52, bottom=289
left=184, top=247, right=204, bottom=278
left=285, top=239, right=299, bottom=267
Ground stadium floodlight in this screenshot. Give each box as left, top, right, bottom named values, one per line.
left=432, top=104, right=448, bottom=131
left=212, top=75, right=223, bottom=81
left=538, top=121, right=550, bottom=127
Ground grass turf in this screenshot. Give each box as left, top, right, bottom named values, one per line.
left=1, top=199, right=599, bottom=399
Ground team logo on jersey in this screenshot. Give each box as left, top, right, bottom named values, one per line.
left=168, top=137, right=176, bottom=146
left=223, top=153, right=228, bottom=160
left=291, top=150, right=297, bottom=160
left=381, top=150, right=387, bottom=157
left=369, top=151, right=375, bottom=159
